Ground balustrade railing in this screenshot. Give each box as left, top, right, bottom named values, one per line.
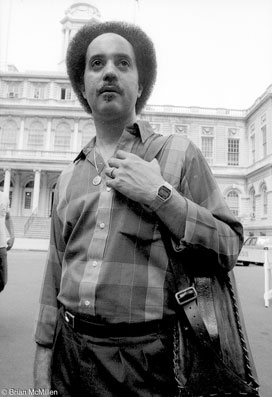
left=24, top=211, right=36, bottom=235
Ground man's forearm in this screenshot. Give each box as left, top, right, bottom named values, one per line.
left=33, top=344, right=52, bottom=388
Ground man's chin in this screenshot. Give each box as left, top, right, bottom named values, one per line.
left=98, top=101, right=122, bottom=114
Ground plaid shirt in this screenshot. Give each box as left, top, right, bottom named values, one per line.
left=35, top=120, right=243, bottom=347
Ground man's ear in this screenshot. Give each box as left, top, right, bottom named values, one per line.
left=137, top=84, right=143, bottom=98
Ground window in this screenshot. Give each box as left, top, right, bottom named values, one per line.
left=27, top=122, right=45, bottom=149
left=54, top=123, right=71, bottom=151
left=33, top=84, right=45, bottom=99
left=1, top=121, right=18, bottom=149
left=201, top=136, right=213, bottom=165
left=261, top=184, right=268, bottom=216
left=60, top=87, right=72, bottom=100
left=226, top=190, right=239, bottom=217
left=24, top=181, right=34, bottom=210
left=24, top=192, right=32, bottom=209
left=228, top=139, right=239, bottom=166
left=7, top=83, right=19, bottom=98
left=262, top=126, right=267, bottom=157
left=251, top=134, right=255, bottom=163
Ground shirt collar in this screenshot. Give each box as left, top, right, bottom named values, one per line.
left=126, top=120, right=155, bottom=143
left=73, top=120, right=154, bottom=163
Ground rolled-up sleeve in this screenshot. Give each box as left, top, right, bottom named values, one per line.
left=155, top=137, right=243, bottom=273
left=34, top=183, right=65, bottom=347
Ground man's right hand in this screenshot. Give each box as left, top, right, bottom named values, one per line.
left=33, top=344, right=52, bottom=389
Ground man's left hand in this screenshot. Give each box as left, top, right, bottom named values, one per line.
left=7, top=236, right=15, bottom=251
left=105, top=150, right=165, bottom=206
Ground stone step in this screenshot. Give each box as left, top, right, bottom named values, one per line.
left=12, top=216, right=51, bottom=239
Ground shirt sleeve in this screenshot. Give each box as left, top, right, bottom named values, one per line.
left=34, top=180, right=65, bottom=347
left=155, top=138, right=244, bottom=273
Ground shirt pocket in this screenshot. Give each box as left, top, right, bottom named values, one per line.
left=117, top=197, right=161, bottom=244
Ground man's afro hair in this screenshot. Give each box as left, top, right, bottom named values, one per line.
left=66, top=21, right=157, bottom=115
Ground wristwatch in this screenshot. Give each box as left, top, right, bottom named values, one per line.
left=149, top=181, right=173, bottom=211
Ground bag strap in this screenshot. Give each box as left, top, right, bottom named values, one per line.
left=143, top=132, right=259, bottom=394
left=143, top=133, right=173, bottom=162
left=142, top=134, right=216, bottom=352
left=162, top=234, right=259, bottom=394
left=162, top=235, right=215, bottom=347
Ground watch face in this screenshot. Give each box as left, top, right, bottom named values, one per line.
left=158, top=185, right=171, bottom=200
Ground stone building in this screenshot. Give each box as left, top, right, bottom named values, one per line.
left=0, top=2, right=271, bottom=238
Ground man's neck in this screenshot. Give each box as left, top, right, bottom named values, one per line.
left=94, top=114, right=137, bottom=161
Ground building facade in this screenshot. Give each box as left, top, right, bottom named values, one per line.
left=0, top=2, right=272, bottom=237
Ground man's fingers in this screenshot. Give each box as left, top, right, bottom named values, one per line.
left=105, top=167, right=117, bottom=178
left=115, top=150, right=128, bottom=159
left=108, top=158, right=120, bottom=168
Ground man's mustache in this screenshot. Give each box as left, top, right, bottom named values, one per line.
left=97, top=84, right=123, bottom=95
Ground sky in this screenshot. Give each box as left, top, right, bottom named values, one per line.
left=1, top=0, right=272, bottom=110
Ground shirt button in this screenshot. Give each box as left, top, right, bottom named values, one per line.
left=93, top=261, right=97, bottom=267
left=106, top=187, right=112, bottom=192
left=99, top=222, right=105, bottom=229
left=85, top=300, right=90, bottom=306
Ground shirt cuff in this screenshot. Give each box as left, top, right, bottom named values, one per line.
left=34, top=304, right=58, bottom=348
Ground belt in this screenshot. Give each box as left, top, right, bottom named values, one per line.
left=62, top=308, right=175, bottom=338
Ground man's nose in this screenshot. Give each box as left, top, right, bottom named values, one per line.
left=103, top=61, right=118, bottom=81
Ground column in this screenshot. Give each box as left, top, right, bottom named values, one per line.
left=32, top=169, right=41, bottom=214
left=45, top=119, right=52, bottom=151
left=18, top=118, right=25, bottom=149
left=40, top=172, right=48, bottom=217
left=3, top=168, right=11, bottom=197
left=72, top=120, right=79, bottom=152
left=64, top=27, right=70, bottom=58
left=13, top=173, right=20, bottom=216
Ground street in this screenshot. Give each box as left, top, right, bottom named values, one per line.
left=0, top=250, right=271, bottom=396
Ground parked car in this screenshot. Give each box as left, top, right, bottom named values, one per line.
left=237, top=236, right=272, bottom=266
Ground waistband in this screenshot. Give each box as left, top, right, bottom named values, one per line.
left=61, top=307, right=175, bottom=338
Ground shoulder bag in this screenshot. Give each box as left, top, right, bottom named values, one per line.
left=144, top=131, right=260, bottom=397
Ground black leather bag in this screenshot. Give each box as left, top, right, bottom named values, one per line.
left=143, top=129, right=260, bottom=397
left=161, top=231, right=260, bottom=397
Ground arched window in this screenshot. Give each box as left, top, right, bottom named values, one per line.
left=1, top=120, right=18, bottom=149
left=81, top=122, right=96, bottom=148
left=54, top=123, right=71, bottom=151
left=249, top=188, right=256, bottom=218
left=261, top=184, right=268, bottom=216
left=226, top=190, right=239, bottom=217
left=27, top=121, right=45, bottom=149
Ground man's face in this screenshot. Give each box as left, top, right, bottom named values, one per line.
left=82, top=33, right=142, bottom=121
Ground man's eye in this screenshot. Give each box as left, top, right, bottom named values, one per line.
left=91, top=60, right=103, bottom=69
left=119, top=60, right=130, bottom=67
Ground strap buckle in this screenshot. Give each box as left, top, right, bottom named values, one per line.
left=175, top=286, right=197, bottom=306
left=64, top=310, right=75, bottom=328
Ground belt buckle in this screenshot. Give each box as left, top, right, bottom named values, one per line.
left=175, top=286, right=197, bottom=306
left=64, top=310, right=75, bottom=328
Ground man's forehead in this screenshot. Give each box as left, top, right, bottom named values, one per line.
left=87, top=32, right=135, bottom=56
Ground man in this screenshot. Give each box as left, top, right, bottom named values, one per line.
left=34, top=22, right=243, bottom=396
left=0, top=190, right=15, bottom=292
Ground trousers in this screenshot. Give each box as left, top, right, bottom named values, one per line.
left=0, top=247, right=7, bottom=292
left=51, top=308, right=178, bottom=397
